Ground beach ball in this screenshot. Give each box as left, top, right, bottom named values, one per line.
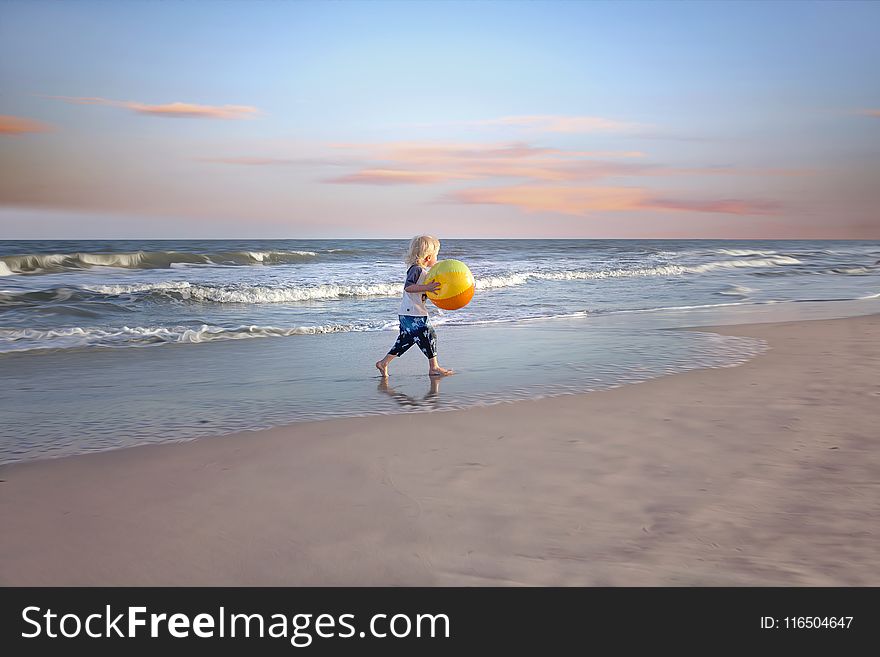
left=425, top=259, right=475, bottom=310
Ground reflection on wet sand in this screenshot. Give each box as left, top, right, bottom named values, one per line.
left=377, top=377, right=442, bottom=410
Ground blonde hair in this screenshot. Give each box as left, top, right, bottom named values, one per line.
left=405, top=235, right=440, bottom=267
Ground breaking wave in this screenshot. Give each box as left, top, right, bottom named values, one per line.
left=0, top=322, right=392, bottom=353
left=0, top=249, right=319, bottom=274
left=83, top=281, right=404, bottom=303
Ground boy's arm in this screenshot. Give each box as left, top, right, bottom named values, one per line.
left=403, top=265, right=439, bottom=293
left=405, top=282, right=439, bottom=293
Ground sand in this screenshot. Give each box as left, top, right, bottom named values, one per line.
left=1, top=314, right=878, bottom=586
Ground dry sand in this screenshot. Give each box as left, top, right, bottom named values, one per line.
left=1, top=314, right=878, bottom=586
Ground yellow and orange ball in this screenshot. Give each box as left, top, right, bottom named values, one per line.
left=425, top=259, right=475, bottom=310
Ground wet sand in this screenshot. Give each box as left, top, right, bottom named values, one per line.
left=1, top=313, right=878, bottom=585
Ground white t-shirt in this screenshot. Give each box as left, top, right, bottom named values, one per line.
left=398, top=264, right=430, bottom=316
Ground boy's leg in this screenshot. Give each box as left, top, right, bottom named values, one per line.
left=375, top=353, right=396, bottom=377
left=376, top=324, right=415, bottom=377
left=414, top=321, right=436, bottom=360
left=415, top=322, right=453, bottom=376
left=428, top=356, right=454, bottom=376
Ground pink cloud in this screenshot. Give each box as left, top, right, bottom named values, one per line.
left=206, top=141, right=653, bottom=183
left=328, top=141, right=645, bottom=160
left=40, top=95, right=260, bottom=119
left=317, top=141, right=802, bottom=185
left=0, top=114, right=55, bottom=136
left=449, top=184, right=782, bottom=216
left=327, top=169, right=474, bottom=184
left=857, top=109, right=880, bottom=118
left=645, top=196, right=782, bottom=215
left=198, top=139, right=791, bottom=211
left=449, top=185, right=648, bottom=215
left=316, top=141, right=655, bottom=184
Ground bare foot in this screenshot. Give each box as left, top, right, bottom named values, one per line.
left=375, top=360, right=389, bottom=378
left=428, top=366, right=454, bottom=377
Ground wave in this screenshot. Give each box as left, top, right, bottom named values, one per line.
left=1, top=256, right=808, bottom=309
left=0, top=249, right=319, bottom=274
left=2, top=281, right=407, bottom=308
left=476, top=259, right=799, bottom=289
left=713, top=249, right=778, bottom=257
left=475, top=273, right=532, bottom=289
left=716, top=285, right=756, bottom=297
left=83, top=281, right=404, bottom=303
left=84, top=267, right=702, bottom=303
left=0, top=322, right=393, bottom=353
left=3, top=254, right=858, bottom=315
left=5, top=289, right=879, bottom=354
left=687, top=256, right=801, bottom=273
left=604, top=301, right=754, bottom=314
left=828, top=265, right=877, bottom=275
left=0, top=286, right=97, bottom=306
left=0, top=305, right=757, bottom=353
left=475, top=265, right=692, bottom=290
left=540, top=265, right=692, bottom=279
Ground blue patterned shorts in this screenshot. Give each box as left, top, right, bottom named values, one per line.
left=388, top=315, right=437, bottom=359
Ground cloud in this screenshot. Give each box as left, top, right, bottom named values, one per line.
left=313, top=141, right=803, bottom=185
left=197, top=155, right=359, bottom=167
left=326, top=169, right=474, bottom=184
left=0, top=114, right=55, bottom=136
left=473, top=114, right=646, bottom=133
left=412, top=115, right=647, bottom=134
left=448, top=184, right=782, bottom=216
left=330, top=141, right=646, bottom=161
left=666, top=165, right=814, bottom=177
left=205, top=140, right=653, bottom=184
left=410, top=115, right=722, bottom=142
left=39, top=95, right=260, bottom=119
left=198, top=139, right=790, bottom=213
left=449, top=185, right=647, bottom=215
left=645, top=196, right=782, bottom=215
left=315, top=141, right=654, bottom=184
left=857, top=109, right=880, bottom=118
left=198, top=157, right=300, bottom=165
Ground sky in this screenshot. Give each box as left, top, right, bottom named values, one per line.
left=1, top=0, right=878, bottom=239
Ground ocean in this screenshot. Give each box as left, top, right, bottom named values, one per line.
left=2, top=239, right=878, bottom=463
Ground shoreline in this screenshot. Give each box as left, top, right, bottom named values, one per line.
left=0, top=304, right=777, bottom=466
left=1, top=313, right=878, bottom=585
